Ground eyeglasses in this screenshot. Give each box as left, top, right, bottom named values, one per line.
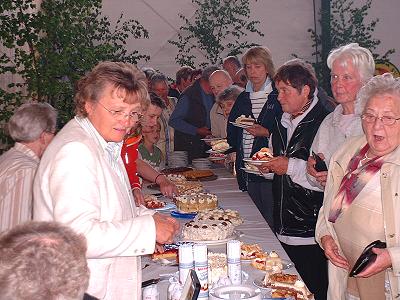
left=361, top=113, right=400, bottom=126
left=97, top=102, right=142, bottom=121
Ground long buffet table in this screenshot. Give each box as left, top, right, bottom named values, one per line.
left=142, top=167, right=300, bottom=298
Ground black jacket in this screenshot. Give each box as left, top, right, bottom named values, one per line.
left=227, top=84, right=282, bottom=191
left=271, top=99, right=329, bottom=238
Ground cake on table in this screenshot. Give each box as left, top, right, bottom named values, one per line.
left=207, top=252, right=228, bottom=284
left=175, top=192, right=218, bottom=213
left=181, top=218, right=235, bottom=241
left=182, top=169, right=215, bottom=180
left=166, top=173, right=187, bottom=183
left=175, top=181, right=203, bottom=194
left=240, top=243, right=263, bottom=260
left=251, top=251, right=283, bottom=271
left=263, top=273, right=313, bottom=300
left=195, top=208, right=243, bottom=226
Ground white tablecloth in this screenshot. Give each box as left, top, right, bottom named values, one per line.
left=142, top=167, right=300, bottom=298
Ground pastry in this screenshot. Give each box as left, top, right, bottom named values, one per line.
left=175, top=181, right=203, bottom=194
left=211, top=140, right=230, bottom=152
left=252, top=147, right=273, bottom=161
left=166, top=174, right=187, bottom=183
left=195, top=208, right=243, bottom=226
left=144, top=194, right=166, bottom=209
left=251, top=251, right=283, bottom=271
left=264, top=273, right=313, bottom=300
left=241, top=243, right=263, bottom=260
left=208, top=252, right=228, bottom=284
left=235, top=115, right=256, bottom=126
left=182, top=169, right=214, bottom=180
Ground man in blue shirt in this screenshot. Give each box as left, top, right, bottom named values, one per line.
left=169, top=66, right=218, bottom=162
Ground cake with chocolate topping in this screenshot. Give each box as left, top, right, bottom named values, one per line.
left=181, top=218, right=234, bottom=241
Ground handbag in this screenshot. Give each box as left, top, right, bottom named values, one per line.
left=349, top=240, right=387, bottom=277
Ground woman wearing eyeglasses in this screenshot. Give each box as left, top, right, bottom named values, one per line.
left=307, top=43, right=375, bottom=189
left=34, top=61, right=179, bottom=300
left=315, top=73, right=400, bottom=299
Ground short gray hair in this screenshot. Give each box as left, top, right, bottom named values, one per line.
left=358, top=73, right=400, bottom=114
left=216, top=85, right=243, bottom=104
left=149, top=73, right=168, bottom=90
left=327, top=43, right=375, bottom=84
left=0, top=221, right=89, bottom=300
left=8, top=102, right=57, bottom=142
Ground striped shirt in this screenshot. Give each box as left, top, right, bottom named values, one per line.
left=0, top=143, right=40, bottom=232
left=242, top=78, right=273, bottom=158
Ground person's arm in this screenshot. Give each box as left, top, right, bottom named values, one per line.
left=40, top=142, right=157, bottom=258
left=168, top=95, right=198, bottom=135
left=287, top=158, right=324, bottom=191
left=136, top=158, right=177, bottom=198
left=227, top=93, right=245, bottom=151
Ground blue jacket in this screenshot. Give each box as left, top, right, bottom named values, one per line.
left=227, top=83, right=282, bottom=191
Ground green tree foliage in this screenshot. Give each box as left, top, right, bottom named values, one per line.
left=169, top=0, right=264, bottom=68
left=306, top=0, right=395, bottom=94
left=0, top=0, right=149, bottom=152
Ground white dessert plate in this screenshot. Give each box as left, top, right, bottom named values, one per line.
left=253, top=277, right=272, bottom=291
left=178, top=230, right=240, bottom=246
left=206, top=148, right=232, bottom=154
left=154, top=202, right=176, bottom=211
left=229, top=121, right=253, bottom=129
left=243, top=157, right=273, bottom=165
left=201, top=137, right=226, bottom=142
left=208, top=155, right=226, bottom=161
left=241, top=167, right=262, bottom=175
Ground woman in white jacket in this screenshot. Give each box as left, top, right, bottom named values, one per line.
left=33, top=61, right=179, bottom=300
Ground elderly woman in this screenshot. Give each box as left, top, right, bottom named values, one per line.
left=0, top=102, right=57, bottom=232
left=307, top=43, right=375, bottom=188
left=227, top=46, right=282, bottom=230
left=316, top=73, right=400, bottom=299
left=34, top=61, right=179, bottom=300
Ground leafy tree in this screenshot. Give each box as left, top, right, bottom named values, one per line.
left=169, top=0, right=264, bottom=68
left=0, top=0, right=149, bottom=152
left=305, top=0, right=395, bottom=94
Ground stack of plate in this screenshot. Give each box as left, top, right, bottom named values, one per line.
left=167, top=151, right=188, bottom=168
left=191, top=158, right=211, bottom=170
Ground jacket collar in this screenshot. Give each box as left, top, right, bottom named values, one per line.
left=333, top=135, right=400, bottom=171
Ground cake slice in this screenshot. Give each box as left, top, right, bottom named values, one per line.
left=252, top=147, right=273, bottom=161
left=235, top=115, right=256, bottom=126
left=264, top=273, right=313, bottom=300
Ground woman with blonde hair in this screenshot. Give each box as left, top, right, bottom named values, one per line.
left=227, top=46, right=282, bottom=230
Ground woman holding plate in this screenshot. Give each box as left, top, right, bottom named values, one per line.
left=227, top=46, right=282, bottom=230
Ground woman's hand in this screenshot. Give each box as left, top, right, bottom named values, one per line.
left=245, top=124, right=269, bottom=137
left=158, top=175, right=178, bottom=198
left=321, top=235, right=350, bottom=270
left=307, top=154, right=328, bottom=187
left=258, top=156, right=288, bottom=175
left=357, top=248, right=392, bottom=278
left=133, top=188, right=145, bottom=206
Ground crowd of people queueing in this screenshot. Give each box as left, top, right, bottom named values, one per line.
left=0, top=42, right=400, bottom=300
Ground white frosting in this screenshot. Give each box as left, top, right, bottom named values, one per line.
left=182, top=219, right=234, bottom=241
left=208, top=253, right=228, bottom=284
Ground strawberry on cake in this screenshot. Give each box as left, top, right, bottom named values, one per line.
left=252, top=147, right=273, bottom=161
